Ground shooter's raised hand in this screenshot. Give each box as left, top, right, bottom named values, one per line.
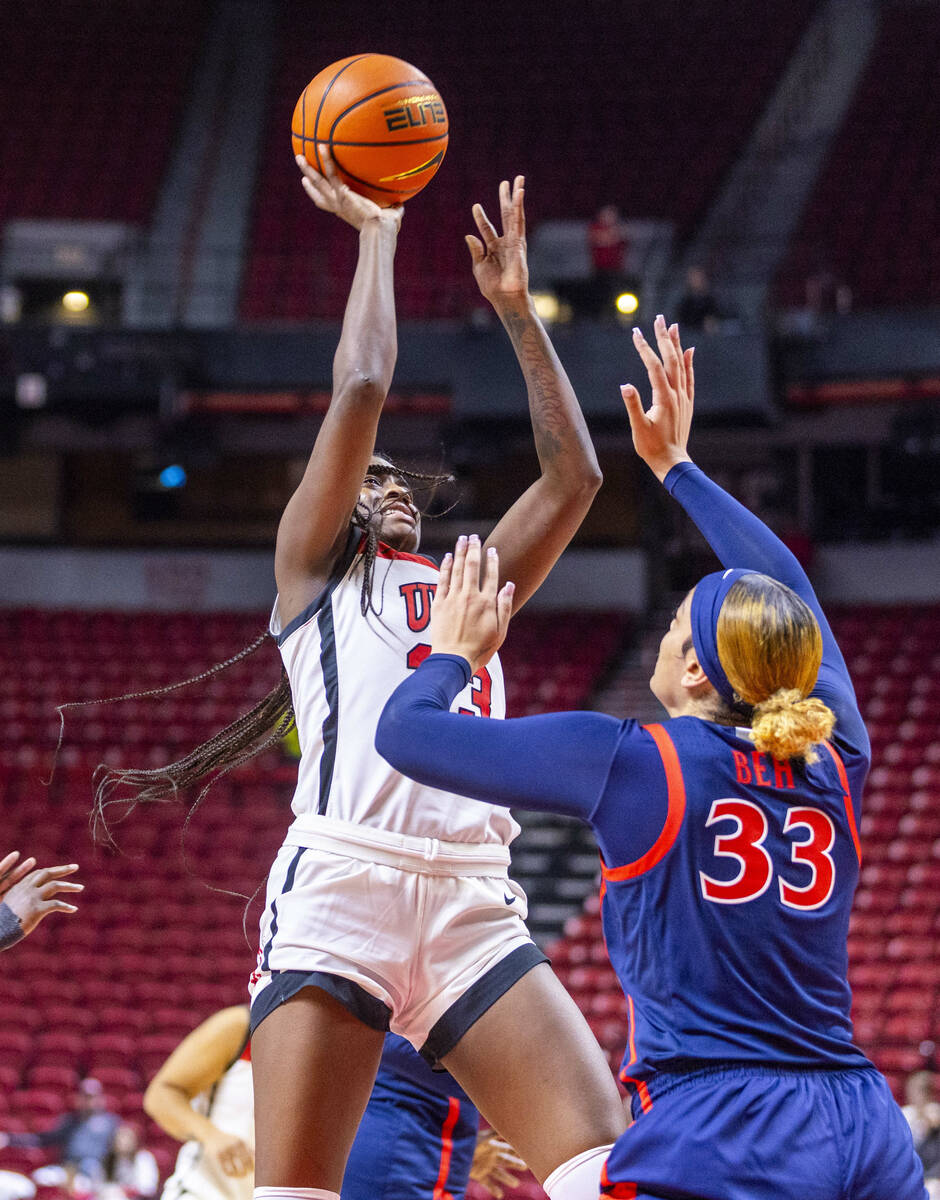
left=296, top=146, right=403, bottom=233
left=466, top=176, right=528, bottom=308
left=621, top=314, right=695, bottom=482
left=429, top=535, right=514, bottom=675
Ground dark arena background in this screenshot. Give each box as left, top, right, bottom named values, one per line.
left=0, top=1, right=938, bottom=1197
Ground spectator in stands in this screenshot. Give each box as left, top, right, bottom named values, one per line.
left=805, top=265, right=852, bottom=317
left=0, top=1079, right=119, bottom=1186
left=98, top=1125, right=159, bottom=1200
left=587, top=205, right=631, bottom=318
left=675, top=265, right=723, bottom=333
left=0, top=851, right=81, bottom=951
left=903, top=1069, right=940, bottom=1195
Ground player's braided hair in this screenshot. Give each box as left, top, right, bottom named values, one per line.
left=49, top=632, right=294, bottom=845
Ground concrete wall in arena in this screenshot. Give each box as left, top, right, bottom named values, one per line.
left=814, top=538, right=940, bottom=605
left=0, top=540, right=935, bottom=611
left=0, top=546, right=648, bottom=613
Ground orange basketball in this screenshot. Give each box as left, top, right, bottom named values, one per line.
left=291, top=54, right=449, bottom=207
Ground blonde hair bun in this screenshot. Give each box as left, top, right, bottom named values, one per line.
left=751, top=689, right=835, bottom=764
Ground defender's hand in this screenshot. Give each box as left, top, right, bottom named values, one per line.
left=296, top=147, right=403, bottom=233
left=466, top=176, right=528, bottom=308
left=621, top=315, right=695, bottom=483
left=429, top=535, right=514, bottom=675
left=469, top=1130, right=526, bottom=1198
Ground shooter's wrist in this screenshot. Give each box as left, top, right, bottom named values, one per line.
left=492, top=292, right=535, bottom=321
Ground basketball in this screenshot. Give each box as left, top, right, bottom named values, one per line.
left=291, top=54, right=449, bottom=207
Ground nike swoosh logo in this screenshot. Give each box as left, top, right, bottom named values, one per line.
left=503, top=893, right=515, bottom=905
left=379, top=149, right=446, bottom=182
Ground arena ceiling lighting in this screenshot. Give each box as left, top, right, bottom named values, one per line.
left=531, top=290, right=561, bottom=322
left=61, top=290, right=90, bottom=313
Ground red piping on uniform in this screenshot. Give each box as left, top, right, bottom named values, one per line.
left=432, top=1097, right=460, bottom=1200
left=625, top=994, right=638, bottom=1068
left=601, top=1160, right=637, bottom=1197
left=601, top=724, right=686, bottom=881
left=618, top=1074, right=653, bottom=1114
left=821, top=740, right=862, bottom=864
left=375, top=540, right=438, bottom=570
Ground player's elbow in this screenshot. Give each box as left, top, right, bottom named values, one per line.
left=581, top=461, right=604, bottom=494
left=374, top=701, right=413, bottom=774
left=374, top=707, right=401, bottom=768
left=333, top=369, right=388, bottom=409
left=141, top=1081, right=162, bottom=1123
left=553, top=461, right=603, bottom=506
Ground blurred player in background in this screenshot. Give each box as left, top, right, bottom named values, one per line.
left=145, top=1006, right=521, bottom=1200
left=0, top=851, right=81, bottom=951
left=0, top=1079, right=118, bottom=1188
left=98, top=147, right=624, bottom=1200
left=376, top=318, right=927, bottom=1200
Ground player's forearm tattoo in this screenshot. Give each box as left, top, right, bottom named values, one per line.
left=502, top=310, right=574, bottom=464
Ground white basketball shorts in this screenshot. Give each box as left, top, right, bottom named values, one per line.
left=249, top=816, right=546, bottom=1063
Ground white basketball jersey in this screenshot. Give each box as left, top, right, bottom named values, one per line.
left=160, top=1054, right=253, bottom=1200
left=271, top=533, right=519, bottom=846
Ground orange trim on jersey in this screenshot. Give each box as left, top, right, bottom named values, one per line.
left=432, top=1096, right=460, bottom=1200
left=375, top=539, right=438, bottom=570
left=601, top=1160, right=638, bottom=1198
left=821, top=740, right=862, bottom=865
left=619, top=1074, right=653, bottom=1114
left=600, top=723, right=686, bottom=881
left=625, top=994, right=638, bottom=1068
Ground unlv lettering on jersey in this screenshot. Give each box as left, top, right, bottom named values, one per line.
left=399, top=582, right=436, bottom=632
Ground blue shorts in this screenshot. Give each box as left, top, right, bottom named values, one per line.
left=342, top=1065, right=479, bottom=1200
left=602, top=1064, right=927, bottom=1200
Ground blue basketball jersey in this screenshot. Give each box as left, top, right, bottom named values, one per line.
left=598, top=717, right=870, bottom=1100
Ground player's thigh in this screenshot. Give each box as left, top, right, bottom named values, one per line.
left=441, top=962, right=626, bottom=1184
left=251, top=985, right=385, bottom=1190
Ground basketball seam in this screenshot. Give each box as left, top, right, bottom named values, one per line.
left=327, top=80, right=440, bottom=143
left=311, top=55, right=371, bottom=172
left=329, top=79, right=444, bottom=198
left=324, top=133, right=448, bottom=148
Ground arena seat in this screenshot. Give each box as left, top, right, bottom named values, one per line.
left=0, top=0, right=208, bottom=228
left=775, top=1, right=940, bottom=308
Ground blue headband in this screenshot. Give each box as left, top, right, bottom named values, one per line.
left=689, top=567, right=759, bottom=706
